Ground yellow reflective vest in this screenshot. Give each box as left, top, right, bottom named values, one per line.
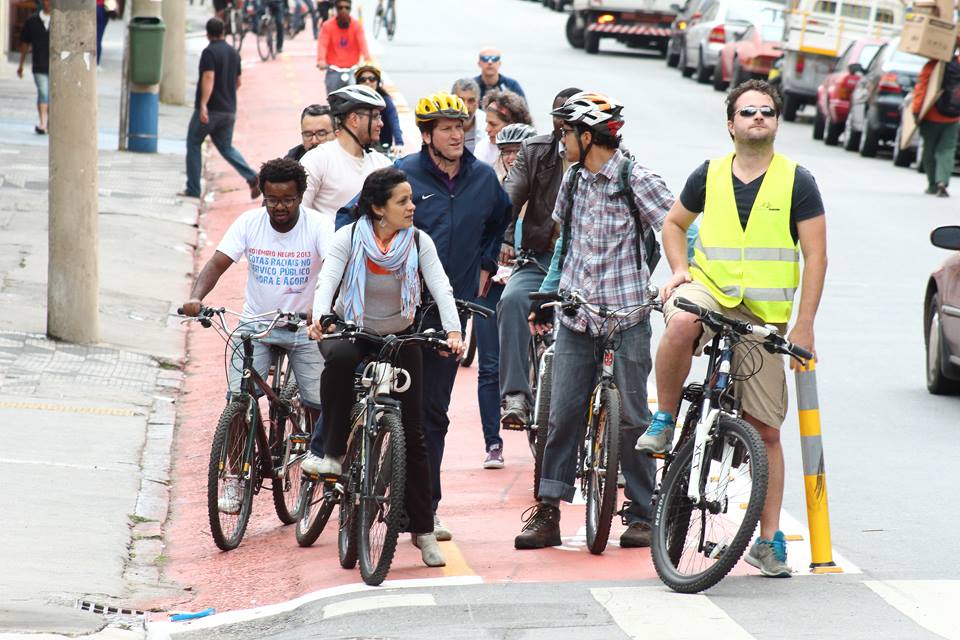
left=690, top=152, right=800, bottom=324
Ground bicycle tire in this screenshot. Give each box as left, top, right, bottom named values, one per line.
left=338, top=403, right=364, bottom=569
left=524, top=339, right=540, bottom=458
left=584, top=386, right=620, bottom=555
left=372, top=5, right=383, bottom=39
left=358, top=411, right=406, bottom=586
left=207, top=401, right=256, bottom=551
left=271, top=376, right=307, bottom=524
left=460, top=317, right=477, bottom=367
left=294, top=477, right=335, bottom=546
left=385, top=4, right=396, bottom=40
left=532, top=349, right=552, bottom=500
left=256, top=16, right=272, bottom=61
left=651, top=415, right=768, bottom=593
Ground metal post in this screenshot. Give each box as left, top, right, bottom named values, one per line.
left=794, top=360, right=842, bottom=574
left=118, top=3, right=131, bottom=150
left=159, top=0, right=185, bottom=104
left=48, top=0, right=99, bottom=343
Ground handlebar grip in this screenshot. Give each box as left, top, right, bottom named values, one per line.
left=528, top=291, right=560, bottom=302
left=295, top=312, right=308, bottom=321
left=673, top=296, right=706, bottom=317
left=461, top=301, right=494, bottom=319
left=787, top=344, right=814, bottom=361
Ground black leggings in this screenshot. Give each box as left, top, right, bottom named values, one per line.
left=319, top=338, right=433, bottom=534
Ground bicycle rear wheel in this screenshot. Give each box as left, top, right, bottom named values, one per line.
left=207, top=401, right=256, bottom=551
left=531, top=349, right=552, bottom=500
left=651, top=415, right=768, bottom=593
left=385, top=3, right=396, bottom=40
left=338, top=405, right=365, bottom=569
left=584, top=386, right=620, bottom=555
left=358, top=412, right=406, bottom=586
left=256, top=16, right=273, bottom=61
left=271, top=376, right=307, bottom=524
left=294, top=477, right=336, bottom=546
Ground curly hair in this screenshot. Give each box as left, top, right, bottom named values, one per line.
left=482, top=89, right=533, bottom=126
left=258, top=157, right=308, bottom=195
left=355, top=167, right=409, bottom=221
left=725, top=79, right=782, bottom=121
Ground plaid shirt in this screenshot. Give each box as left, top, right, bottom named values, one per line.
left=553, top=149, right=674, bottom=334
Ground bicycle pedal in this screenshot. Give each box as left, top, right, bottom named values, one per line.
left=500, top=421, right=526, bottom=432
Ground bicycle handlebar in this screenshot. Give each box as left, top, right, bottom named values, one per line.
left=527, top=286, right=661, bottom=319
left=321, top=323, right=453, bottom=354
left=456, top=299, right=494, bottom=320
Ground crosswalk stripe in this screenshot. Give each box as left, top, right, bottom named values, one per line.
left=322, top=593, right=436, bottom=620
left=591, top=586, right=753, bottom=639
left=864, top=580, right=960, bottom=640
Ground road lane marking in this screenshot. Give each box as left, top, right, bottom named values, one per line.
left=439, top=540, right=476, bottom=577
left=591, top=586, right=753, bottom=640
left=865, top=580, right=960, bottom=639
left=0, top=400, right=137, bottom=416
left=322, top=593, right=436, bottom=620
left=0, top=457, right=133, bottom=473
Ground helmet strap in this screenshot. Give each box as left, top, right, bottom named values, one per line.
left=343, top=113, right=372, bottom=153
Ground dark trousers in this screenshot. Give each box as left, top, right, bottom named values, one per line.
left=421, top=348, right=460, bottom=513
left=474, top=282, right=504, bottom=450
left=920, top=120, right=960, bottom=188
left=96, top=5, right=108, bottom=65
left=185, top=110, right=257, bottom=197
left=318, top=338, right=433, bottom=534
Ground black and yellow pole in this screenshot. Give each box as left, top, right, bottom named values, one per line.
left=795, top=360, right=842, bottom=574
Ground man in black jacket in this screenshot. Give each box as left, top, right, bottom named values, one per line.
left=498, top=87, right=580, bottom=426
left=285, top=104, right=336, bottom=162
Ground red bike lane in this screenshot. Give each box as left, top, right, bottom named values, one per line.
left=150, top=33, right=664, bottom=616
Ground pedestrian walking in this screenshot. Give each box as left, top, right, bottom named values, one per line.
left=451, top=77, right=484, bottom=153
left=913, top=39, right=960, bottom=198
left=16, top=0, right=51, bottom=135
left=474, top=47, right=526, bottom=103
left=316, top=0, right=372, bottom=96
left=286, top=104, right=336, bottom=162
left=182, top=18, right=260, bottom=200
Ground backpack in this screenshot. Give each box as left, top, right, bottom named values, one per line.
left=935, top=59, right=960, bottom=118
left=557, top=157, right=661, bottom=275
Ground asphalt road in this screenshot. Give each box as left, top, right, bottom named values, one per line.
left=160, top=0, right=960, bottom=637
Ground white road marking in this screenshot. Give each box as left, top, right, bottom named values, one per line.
left=591, top=586, right=753, bottom=639
left=322, top=593, right=436, bottom=620
left=865, top=580, right=960, bottom=639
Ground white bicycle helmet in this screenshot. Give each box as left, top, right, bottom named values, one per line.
left=550, top=91, right=624, bottom=135
left=495, top=123, right=537, bottom=146
left=327, top=84, right=386, bottom=116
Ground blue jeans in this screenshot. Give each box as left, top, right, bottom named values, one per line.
left=33, top=73, right=49, bottom=105
left=497, top=255, right=550, bottom=403
left=475, top=282, right=504, bottom=450
left=539, top=320, right=656, bottom=526
left=96, top=5, right=108, bottom=65
left=185, top=110, right=257, bottom=197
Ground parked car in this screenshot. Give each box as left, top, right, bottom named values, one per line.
left=681, top=0, right=783, bottom=84
left=843, top=40, right=926, bottom=156
left=812, top=37, right=884, bottom=146
left=666, top=0, right=709, bottom=68
left=712, top=18, right=784, bottom=91
left=891, top=93, right=960, bottom=172
left=924, top=225, right=960, bottom=395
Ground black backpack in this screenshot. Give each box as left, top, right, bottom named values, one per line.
left=557, top=158, right=661, bottom=275
left=936, top=59, right=960, bottom=118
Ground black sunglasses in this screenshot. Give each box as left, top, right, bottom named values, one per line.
left=738, top=106, right=777, bottom=118
left=357, top=75, right=378, bottom=83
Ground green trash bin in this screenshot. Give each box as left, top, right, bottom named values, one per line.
left=129, top=16, right=166, bottom=85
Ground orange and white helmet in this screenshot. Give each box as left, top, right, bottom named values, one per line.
left=550, top=91, right=625, bottom=136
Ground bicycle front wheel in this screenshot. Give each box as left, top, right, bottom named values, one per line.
left=584, top=386, right=620, bottom=555
left=372, top=5, right=383, bottom=38
left=295, top=476, right=335, bottom=547
left=531, top=349, right=552, bottom=500
left=358, top=412, right=406, bottom=586
left=338, top=404, right=365, bottom=569
left=207, top=401, right=256, bottom=551
left=651, top=415, right=768, bottom=593
left=271, top=377, right=307, bottom=524
left=385, top=3, right=396, bottom=39
left=256, top=17, right=273, bottom=61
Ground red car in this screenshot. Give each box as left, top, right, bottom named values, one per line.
left=712, top=20, right=784, bottom=92
left=813, top=37, right=884, bottom=146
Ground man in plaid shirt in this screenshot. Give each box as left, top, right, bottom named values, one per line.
left=514, top=92, right=674, bottom=550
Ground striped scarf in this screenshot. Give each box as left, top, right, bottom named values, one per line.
left=341, top=218, right=421, bottom=324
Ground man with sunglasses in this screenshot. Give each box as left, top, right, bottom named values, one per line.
left=181, top=158, right=332, bottom=512
left=636, top=80, right=827, bottom=578
left=286, top=104, right=336, bottom=162
left=301, top=85, right=392, bottom=223
left=474, top=47, right=526, bottom=104
left=316, top=0, right=372, bottom=96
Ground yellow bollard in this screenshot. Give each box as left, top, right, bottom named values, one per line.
left=795, top=359, right=843, bottom=574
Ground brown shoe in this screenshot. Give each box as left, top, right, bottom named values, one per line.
left=619, top=522, right=652, bottom=548
left=248, top=177, right=262, bottom=200
left=514, top=503, right=561, bottom=549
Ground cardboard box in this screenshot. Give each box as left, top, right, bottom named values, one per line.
left=913, top=0, right=955, bottom=20
left=899, top=61, right=944, bottom=150
left=899, top=14, right=959, bottom=61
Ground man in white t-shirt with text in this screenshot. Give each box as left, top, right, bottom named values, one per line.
left=300, top=84, right=393, bottom=221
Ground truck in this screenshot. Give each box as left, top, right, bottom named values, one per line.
left=779, top=0, right=906, bottom=120
left=566, top=0, right=680, bottom=55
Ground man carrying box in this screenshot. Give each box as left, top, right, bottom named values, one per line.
left=913, top=34, right=960, bottom=198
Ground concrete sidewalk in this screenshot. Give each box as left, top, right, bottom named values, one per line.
left=0, top=5, right=211, bottom=637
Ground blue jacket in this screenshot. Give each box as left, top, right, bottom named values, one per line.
left=336, top=147, right=512, bottom=301
left=379, top=92, right=403, bottom=147
left=474, top=73, right=526, bottom=103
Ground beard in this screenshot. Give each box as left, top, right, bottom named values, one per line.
left=336, top=16, right=350, bottom=28
left=737, top=125, right=776, bottom=148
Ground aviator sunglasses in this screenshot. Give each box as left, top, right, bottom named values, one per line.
left=738, top=105, right=777, bottom=118
left=479, top=55, right=501, bottom=63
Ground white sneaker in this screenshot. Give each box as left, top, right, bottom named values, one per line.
left=433, top=514, right=452, bottom=542
left=218, top=478, right=242, bottom=514
left=301, top=452, right=323, bottom=476
left=302, top=453, right=341, bottom=476
left=415, top=533, right=446, bottom=567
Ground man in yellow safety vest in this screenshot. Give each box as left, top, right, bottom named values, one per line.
left=635, top=80, right=828, bottom=578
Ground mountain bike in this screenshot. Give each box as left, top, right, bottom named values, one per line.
left=177, top=306, right=311, bottom=551
left=531, top=286, right=661, bottom=554
left=650, top=296, right=812, bottom=593
left=372, top=0, right=396, bottom=40
left=226, top=0, right=253, bottom=52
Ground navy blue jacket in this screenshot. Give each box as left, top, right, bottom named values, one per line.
left=336, top=147, right=512, bottom=301
left=379, top=92, right=403, bottom=147
left=474, top=73, right=526, bottom=103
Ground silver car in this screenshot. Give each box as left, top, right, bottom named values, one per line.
left=682, top=0, right=784, bottom=83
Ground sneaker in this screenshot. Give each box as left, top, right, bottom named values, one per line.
left=302, top=453, right=341, bottom=477
left=414, top=533, right=446, bottom=567
left=218, top=478, right=242, bottom=514
left=248, top=177, right=262, bottom=200
left=634, top=411, right=676, bottom=455
left=619, top=522, right=652, bottom=548
left=744, top=530, right=793, bottom=578
left=433, top=514, right=452, bottom=542
left=937, top=182, right=950, bottom=198
left=301, top=452, right=324, bottom=476
left=483, top=444, right=505, bottom=470
left=500, top=393, right=529, bottom=429
left=514, top=503, right=562, bottom=549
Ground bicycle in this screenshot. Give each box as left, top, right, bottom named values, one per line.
left=177, top=305, right=311, bottom=551
left=225, top=0, right=251, bottom=52
left=649, top=296, right=812, bottom=593
left=372, top=0, right=396, bottom=41
left=529, top=285, right=661, bottom=554
left=256, top=6, right=277, bottom=61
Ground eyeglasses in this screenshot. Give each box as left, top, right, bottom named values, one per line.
left=263, top=197, right=299, bottom=208
left=302, top=129, right=331, bottom=140
left=560, top=127, right=577, bottom=137
left=479, top=55, right=501, bottom=63
left=356, top=110, right=382, bottom=121
left=357, top=75, right=378, bottom=83
left=737, top=105, right=777, bottom=119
